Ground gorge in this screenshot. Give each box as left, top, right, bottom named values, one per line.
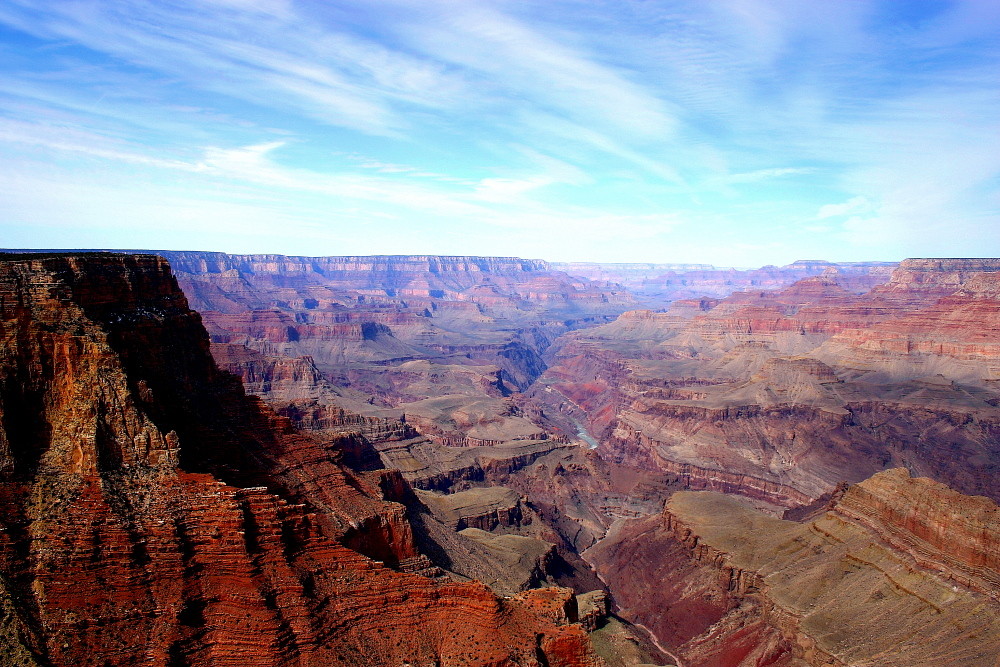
left=2, top=250, right=999, bottom=667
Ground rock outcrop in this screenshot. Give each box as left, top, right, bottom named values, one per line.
left=832, top=467, right=1000, bottom=596
left=531, top=259, right=1000, bottom=505
left=0, top=253, right=603, bottom=666
left=587, top=468, right=1000, bottom=667
left=116, top=251, right=645, bottom=512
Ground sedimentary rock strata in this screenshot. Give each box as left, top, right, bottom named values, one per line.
left=533, top=259, right=1000, bottom=504
left=159, top=251, right=634, bottom=389
left=125, top=252, right=648, bottom=509
left=11, top=250, right=1000, bottom=665
left=588, top=468, right=1000, bottom=667
left=0, top=253, right=602, bottom=666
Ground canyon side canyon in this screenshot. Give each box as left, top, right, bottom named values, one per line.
left=1, top=250, right=999, bottom=666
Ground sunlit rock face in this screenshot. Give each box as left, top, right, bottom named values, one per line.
left=159, top=250, right=635, bottom=389
left=141, top=251, right=672, bottom=609
left=529, top=259, right=1000, bottom=506
left=150, top=252, right=1000, bottom=667
left=587, top=468, right=1000, bottom=667
left=0, top=253, right=604, bottom=667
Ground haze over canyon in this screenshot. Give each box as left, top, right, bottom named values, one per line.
left=1, top=249, right=999, bottom=666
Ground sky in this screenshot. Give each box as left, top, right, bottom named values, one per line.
left=0, top=0, right=998, bottom=266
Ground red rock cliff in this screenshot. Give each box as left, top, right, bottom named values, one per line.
left=0, top=253, right=602, bottom=667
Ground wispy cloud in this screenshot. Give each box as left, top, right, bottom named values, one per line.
left=0, top=0, right=997, bottom=263
left=0, top=118, right=192, bottom=170
left=0, top=0, right=460, bottom=136
left=816, top=196, right=872, bottom=220
left=392, top=1, right=678, bottom=138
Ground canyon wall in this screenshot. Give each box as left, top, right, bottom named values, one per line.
left=117, top=251, right=644, bottom=467
left=131, top=251, right=678, bottom=603
left=588, top=468, right=1000, bottom=666
left=531, top=259, right=1000, bottom=505
left=0, top=253, right=603, bottom=666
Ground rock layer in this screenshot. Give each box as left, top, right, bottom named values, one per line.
left=0, top=253, right=602, bottom=666
left=587, top=468, right=1000, bottom=667
left=158, top=251, right=635, bottom=391
left=531, top=259, right=1000, bottom=504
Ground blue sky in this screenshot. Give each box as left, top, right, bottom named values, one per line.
left=0, top=0, right=998, bottom=265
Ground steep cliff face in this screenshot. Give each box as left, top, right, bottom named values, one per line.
left=146, top=251, right=669, bottom=589
left=818, top=262, right=1000, bottom=380
left=162, top=253, right=552, bottom=289
left=209, top=342, right=416, bottom=449
left=878, top=257, right=1000, bottom=292
left=530, top=260, right=1000, bottom=505
left=0, top=253, right=602, bottom=667
left=832, top=467, right=1000, bottom=596
left=587, top=469, right=1000, bottom=667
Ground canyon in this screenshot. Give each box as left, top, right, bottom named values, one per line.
left=533, top=258, right=1000, bottom=506
left=0, top=254, right=605, bottom=666
left=2, top=250, right=999, bottom=666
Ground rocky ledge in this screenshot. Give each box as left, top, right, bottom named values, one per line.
left=0, top=253, right=603, bottom=666
left=587, top=468, right=1000, bottom=667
